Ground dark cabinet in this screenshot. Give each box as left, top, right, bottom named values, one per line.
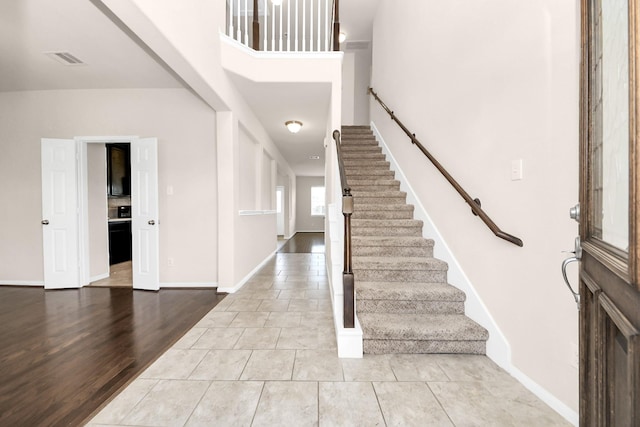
left=107, top=144, right=131, bottom=196
left=109, top=221, right=132, bottom=265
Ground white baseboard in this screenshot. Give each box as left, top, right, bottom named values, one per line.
left=0, top=280, right=43, bottom=287
left=90, top=273, right=109, bottom=283
left=509, top=365, right=579, bottom=426
left=160, top=282, right=218, bottom=288
left=217, top=251, right=276, bottom=293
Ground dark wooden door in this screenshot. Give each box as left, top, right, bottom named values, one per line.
left=579, top=0, right=640, bottom=424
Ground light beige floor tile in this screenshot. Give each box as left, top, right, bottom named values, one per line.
left=252, top=381, right=318, bottom=427
left=293, top=350, right=344, bottom=381
left=122, top=380, right=210, bottom=427
left=185, top=381, right=263, bottom=427
left=240, top=349, right=296, bottom=380
left=225, top=299, right=262, bottom=312
left=229, top=311, right=270, bottom=327
left=300, top=312, right=334, bottom=328
left=433, top=354, right=513, bottom=382
left=173, top=327, right=207, bottom=349
left=277, top=327, right=336, bottom=350
left=428, top=381, right=572, bottom=426
left=250, top=290, right=281, bottom=299
left=319, top=382, right=385, bottom=426
left=305, top=289, right=329, bottom=299
left=234, top=327, right=281, bottom=349
left=191, top=327, right=244, bottom=349
left=278, top=290, right=307, bottom=299
left=241, top=280, right=274, bottom=290
left=264, top=312, right=302, bottom=328
left=374, top=381, right=453, bottom=426
left=194, top=311, right=238, bottom=328
left=90, top=379, right=158, bottom=424
left=139, top=349, right=208, bottom=380
left=389, top=354, right=449, bottom=381
left=189, top=349, right=252, bottom=380
left=257, top=299, right=290, bottom=312
left=288, top=299, right=319, bottom=311
left=341, top=354, right=397, bottom=381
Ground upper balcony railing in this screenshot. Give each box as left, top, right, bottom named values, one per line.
left=227, top=0, right=339, bottom=52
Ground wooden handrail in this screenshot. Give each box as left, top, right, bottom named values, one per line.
left=368, top=87, right=524, bottom=247
left=332, top=130, right=355, bottom=328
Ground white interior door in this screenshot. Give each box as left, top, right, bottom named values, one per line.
left=41, top=139, right=80, bottom=289
left=131, top=137, right=159, bottom=291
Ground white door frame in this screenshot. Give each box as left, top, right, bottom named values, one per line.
left=77, top=136, right=159, bottom=290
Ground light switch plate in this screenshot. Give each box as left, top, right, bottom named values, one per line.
left=511, top=159, right=523, bottom=181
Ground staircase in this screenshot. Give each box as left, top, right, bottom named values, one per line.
left=341, top=125, right=489, bottom=354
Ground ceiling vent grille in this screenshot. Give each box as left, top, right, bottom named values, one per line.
left=344, top=41, right=370, bottom=50
left=44, top=51, right=86, bottom=66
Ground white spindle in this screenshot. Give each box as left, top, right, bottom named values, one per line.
left=310, top=0, right=314, bottom=51
left=317, top=0, right=321, bottom=51
left=295, top=0, right=299, bottom=51
left=302, top=0, right=306, bottom=51
left=279, top=2, right=283, bottom=51
left=324, top=0, right=329, bottom=51
left=271, top=3, right=275, bottom=51
left=244, top=0, right=248, bottom=45
left=287, top=0, right=291, bottom=51
left=263, top=0, right=268, bottom=50
left=229, top=0, right=234, bottom=38
left=236, top=0, right=242, bottom=41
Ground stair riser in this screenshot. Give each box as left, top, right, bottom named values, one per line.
left=363, top=340, right=486, bottom=355
left=353, top=246, right=432, bottom=257
left=342, top=153, right=386, bottom=160
left=356, top=300, right=464, bottom=315
left=354, top=269, right=447, bottom=282
left=346, top=171, right=395, bottom=177
left=341, top=147, right=382, bottom=154
left=348, top=180, right=399, bottom=186
left=344, top=162, right=390, bottom=170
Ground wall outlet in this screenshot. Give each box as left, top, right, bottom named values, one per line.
left=167, top=257, right=175, bottom=267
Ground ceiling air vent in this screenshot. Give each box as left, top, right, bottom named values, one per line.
left=344, top=41, right=370, bottom=50
left=44, top=51, right=86, bottom=66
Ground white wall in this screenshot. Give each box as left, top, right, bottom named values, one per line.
left=87, top=143, right=109, bottom=280
left=0, top=88, right=217, bottom=286
left=296, top=176, right=325, bottom=232
left=371, top=0, right=580, bottom=417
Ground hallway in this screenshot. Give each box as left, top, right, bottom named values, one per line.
left=88, top=238, right=570, bottom=426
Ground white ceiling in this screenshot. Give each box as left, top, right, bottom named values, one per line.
left=0, top=0, right=379, bottom=176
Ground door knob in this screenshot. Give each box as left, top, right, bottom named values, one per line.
left=41, top=220, right=49, bottom=225
left=148, top=220, right=155, bottom=225
left=569, top=203, right=580, bottom=223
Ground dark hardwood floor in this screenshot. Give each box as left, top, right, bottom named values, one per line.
left=0, top=286, right=225, bottom=427
left=277, top=232, right=325, bottom=253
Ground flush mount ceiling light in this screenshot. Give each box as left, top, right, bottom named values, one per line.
left=338, top=32, right=347, bottom=43
left=309, top=155, right=320, bottom=160
left=285, top=120, right=303, bottom=133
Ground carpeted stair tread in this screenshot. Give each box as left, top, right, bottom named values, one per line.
left=353, top=204, right=414, bottom=212
left=353, top=256, right=448, bottom=271
left=359, top=313, right=489, bottom=341
left=356, top=281, right=465, bottom=301
left=352, top=236, right=433, bottom=248
left=353, top=219, right=422, bottom=227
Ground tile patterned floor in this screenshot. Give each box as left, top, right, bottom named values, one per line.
left=87, top=253, right=571, bottom=426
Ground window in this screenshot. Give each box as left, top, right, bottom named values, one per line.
left=310, top=186, right=325, bottom=216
